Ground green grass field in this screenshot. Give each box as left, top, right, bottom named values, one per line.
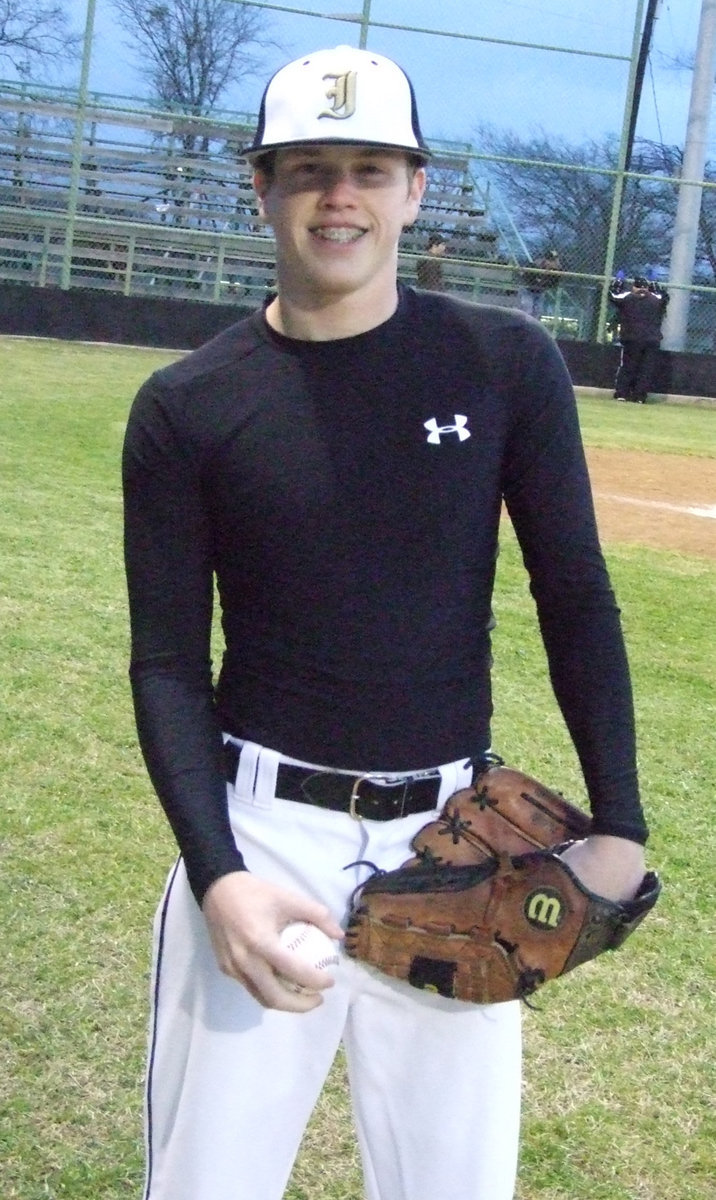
left=1, top=336, right=714, bottom=1200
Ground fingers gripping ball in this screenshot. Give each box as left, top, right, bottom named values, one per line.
left=276, top=922, right=340, bottom=995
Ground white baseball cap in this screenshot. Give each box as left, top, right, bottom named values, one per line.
left=245, top=45, right=431, bottom=163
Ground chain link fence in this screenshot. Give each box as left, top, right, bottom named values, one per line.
left=2, top=61, right=715, bottom=350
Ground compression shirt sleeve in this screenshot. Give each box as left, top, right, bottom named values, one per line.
left=501, top=324, right=648, bottom=845
left=122, top=376, right=246, bottom=904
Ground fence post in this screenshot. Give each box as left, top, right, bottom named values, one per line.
left=61, top=0, right=97, bottom=290
left=124, top=233, right=136, bottom=297
left=213, top=244, right=226, bottom=301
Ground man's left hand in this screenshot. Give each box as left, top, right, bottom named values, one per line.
left=558, top=834, right=646, bottom=903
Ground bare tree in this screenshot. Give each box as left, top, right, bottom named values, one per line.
left=0, top=0, right=80, bottom=76
left=110, top=0, right=271, bottom=118
left=108, top=0, right=272, bottom=232
left=474, top=126, right=677, bottom=278
left=615, top=137, right=716, bottom=283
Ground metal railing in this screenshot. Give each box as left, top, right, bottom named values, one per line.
left=3, top=76, right=716, bottom=350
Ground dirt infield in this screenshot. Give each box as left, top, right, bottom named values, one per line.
left=586, top=448, right=716, bottom=559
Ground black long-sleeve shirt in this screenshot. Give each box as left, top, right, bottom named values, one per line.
left=123, top=286, right=648, bottom=903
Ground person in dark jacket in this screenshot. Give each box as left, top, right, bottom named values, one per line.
left=521, top=248, right=562, bottom=316
left=416, top=232, right=448, bottom=290
left=609, top=276, right=669, bottom=403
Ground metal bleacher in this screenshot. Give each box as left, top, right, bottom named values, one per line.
left=0, top=82, right=526, bottom=309
left=402, top=140, right=522, bottom=305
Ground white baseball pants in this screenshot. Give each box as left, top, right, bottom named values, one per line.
left=142, top=741, right=522, bottom=1200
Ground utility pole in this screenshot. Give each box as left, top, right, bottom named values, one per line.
left=625, top=0, right=662, bottom=172
left=597, top=0, right=646, bottom=340
left=662, top=0, right=716, bottom=350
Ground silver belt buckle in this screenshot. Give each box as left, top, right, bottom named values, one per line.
left=349, top=773, right=412, bottom=820
left=349, top=774, right=371, bottom=820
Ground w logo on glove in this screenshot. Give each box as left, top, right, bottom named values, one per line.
left=345, top=761, right=661, bottom=1004
left=524, top=888, right=565, bottom=929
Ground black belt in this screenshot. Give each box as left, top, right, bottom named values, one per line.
left=224, top=741, right=443, bottom=821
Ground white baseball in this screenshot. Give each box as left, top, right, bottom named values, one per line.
left=276, top=921, right=340, bottom=994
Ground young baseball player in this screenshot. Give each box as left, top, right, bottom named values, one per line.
left=123, top=45, right=650, bottom=1200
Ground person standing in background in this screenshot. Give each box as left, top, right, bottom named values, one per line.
left=609, top=275, right=669, bottom=403
left=416, top=231, right=448, bottom=290
left=521, top=248, right=562, bottom=315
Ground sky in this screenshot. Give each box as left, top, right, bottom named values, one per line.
left=59, top=0, right=711, bottom=153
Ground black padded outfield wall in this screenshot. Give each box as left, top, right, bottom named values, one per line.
left=556, top=337, right=716, bottom=400
left=1, top=282, right=715, bottom=397
left=0, top=282, right=251, bottom=351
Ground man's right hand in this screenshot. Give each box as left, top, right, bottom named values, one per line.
left=201, top=871, right=345, bottom=1012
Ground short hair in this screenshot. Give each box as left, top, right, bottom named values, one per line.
left=633, top=276, right=649, bottom=289
left=427, top=233, right=447, bottom=249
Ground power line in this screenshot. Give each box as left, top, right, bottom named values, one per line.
left=647, top=53, right=667, bottom=149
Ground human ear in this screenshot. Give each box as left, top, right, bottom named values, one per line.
left=253, top=170, right=270, bottom=219
left=403, top=166, right=427, bottom=227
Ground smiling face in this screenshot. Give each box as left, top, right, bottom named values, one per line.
left=254, top=144, right=426, bottom=336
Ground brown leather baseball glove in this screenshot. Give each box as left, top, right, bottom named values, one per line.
left=407, top=758, right=593, bottom=868
left=344, top=849, right=661, bottom=1003
left=344, top=759, right=661, bottom=1004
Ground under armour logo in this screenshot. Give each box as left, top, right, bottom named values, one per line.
left=424, top=415, right=471, bottom=444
